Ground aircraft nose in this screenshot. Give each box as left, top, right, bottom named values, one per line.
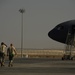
left=48, top=31, right=51, bottom=37
left=48, top=29, right=55, bottom=39
left=48, top=27, right=67, bottom=44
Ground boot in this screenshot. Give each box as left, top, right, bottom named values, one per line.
left=8, top=61, right=13, bottom=67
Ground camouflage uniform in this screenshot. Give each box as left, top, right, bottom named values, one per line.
left=7, top=44, right=17, bottom=67
left=0, top=42, right=7, bottom=67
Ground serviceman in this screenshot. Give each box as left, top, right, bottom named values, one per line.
left=7, top=43, right=17, bottom=67
left=0, top=42, right=7, bottom=67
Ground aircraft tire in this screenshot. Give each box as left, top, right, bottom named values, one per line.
left=70, top=57, right=73, bottom=60
left=62, top=57, right=64, bottom=60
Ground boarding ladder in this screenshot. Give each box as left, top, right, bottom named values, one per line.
left=62, top=27, right=75, bottom=60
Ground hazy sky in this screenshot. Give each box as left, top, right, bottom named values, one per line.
left=0, top=0, right=75, bottom=49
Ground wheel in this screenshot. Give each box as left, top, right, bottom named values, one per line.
left=62, top=57, right=65, bottom=60
left=71, top=57, right=73, bottom=60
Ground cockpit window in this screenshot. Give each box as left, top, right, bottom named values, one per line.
left=56, top=25, right=64, bottom=30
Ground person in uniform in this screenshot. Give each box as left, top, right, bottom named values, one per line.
left=7, top=43, right=17, bottom=67
left=0, top=42, right=7, bottom=67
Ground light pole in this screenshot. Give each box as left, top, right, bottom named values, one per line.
left=19, top=9, right=25, bottom=58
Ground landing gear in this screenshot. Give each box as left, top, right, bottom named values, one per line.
left=62, top=55, right=73, bottom=60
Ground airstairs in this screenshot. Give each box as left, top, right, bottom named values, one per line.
left=62, top=26, right=75, bottom=60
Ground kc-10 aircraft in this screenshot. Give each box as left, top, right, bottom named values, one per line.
left=48, top=20, right=75, bottom=60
